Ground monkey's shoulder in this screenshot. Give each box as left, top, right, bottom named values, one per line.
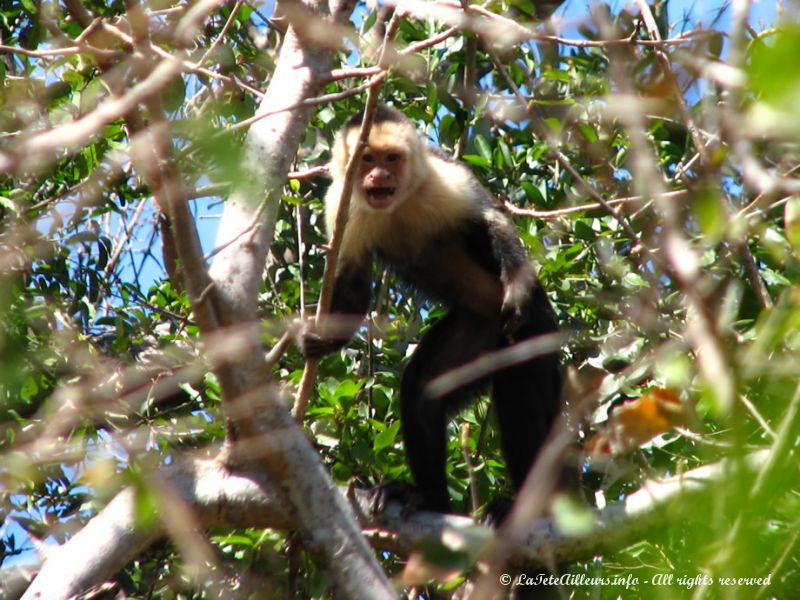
left=425, top=151, right=513, bottom=218
left=425, top=152, right=488, bottom=200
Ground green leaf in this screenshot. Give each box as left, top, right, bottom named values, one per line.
left=692, top=186, right=725, bottom=243
left=461, top=154, right=491, bottom=170
left=573, top=219, right=595, bottom=241
left=20, top=376, right=39, bottom=402
left=623, top=272, right=648, bottom=288
left=578, top=123, right=598, bottom=143
left=214, top=533, right=256, bottom=547
left=785, top=197, right=800, bottom=254
left=0, top=195, right=19, bottom=216
left=362, top=9, right=378, bottom=34
left=498, top=139, right=513, bottom=169
left=474, top=135, right=492, bottom=163
left=748, top=26, right=800, bottom=105
left=373, top=420, right=400, bottom=452
left=334, top=379, right=363, bottom=401
left=281, top=194, right=304, bottom=205
left=542, top=69, right=571, bottom=83
left=551, top=495, right=594, bottom=535
left=134, top=485, right=159, bottom=530
left=161, top=76, right=186, bottom=113
left=520, top=181, right=544, bottom=205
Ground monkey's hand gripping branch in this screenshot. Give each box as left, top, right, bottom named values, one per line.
left=500, top=268, right=535, bottom=340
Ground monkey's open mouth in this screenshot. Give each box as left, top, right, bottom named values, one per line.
left=364, top=187, right=396, bottom=209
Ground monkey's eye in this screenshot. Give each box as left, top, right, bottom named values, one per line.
left=387, top=153, right=401, bottom=163
left=362, top=153, right=374, bottom=163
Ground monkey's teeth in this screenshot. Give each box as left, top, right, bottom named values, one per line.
left=369, top=187, right=394, bottom=198
left=366, top=187, right=396, bottom=208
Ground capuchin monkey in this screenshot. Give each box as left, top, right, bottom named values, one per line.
left=300, top=104, right=562, bottom=516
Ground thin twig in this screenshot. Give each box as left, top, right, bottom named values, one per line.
left=292, top=13, right=402, bottom=422
left=505, top=190, right=688, bottom=219
left=103, top=198, right=148, bottom=280
left=633, top=0, right=709, bottom=162
left=198, top=0, right=245, bottom=66
left=296, top=204, right=307, bottom=319
left=265, top=331, right=294, bottom=368
left=460, top=423, right=481, bottom=516
left=227, top=74, right=384, bottom=134
left=469, top=4, right=710, bottom=49
left=288, top=165, right=329, bottom=179
left=738, top=394, right=776, bottom=440
left=0, top=44, right=82, bottom=58
left=326, top=25, right=459, bottom=82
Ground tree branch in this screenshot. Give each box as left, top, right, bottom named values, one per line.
left=21, top=450, right=770, bottom=599
left=200, top=0, right=396, bottom=597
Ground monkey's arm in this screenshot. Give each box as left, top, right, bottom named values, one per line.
left=483, top=203, right=539, bottom=336
left=299, top=260, right=372, bottom=358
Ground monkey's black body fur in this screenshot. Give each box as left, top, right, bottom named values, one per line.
left=303, top=106, right=562, bottom=514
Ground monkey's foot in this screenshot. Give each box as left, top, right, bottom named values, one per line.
left=481, top=496, right=514, bottom=528
left=368, top=481, right=438, bottom=517
left=296, top=328, right=335, bottom=359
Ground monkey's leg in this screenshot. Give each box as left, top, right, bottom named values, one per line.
left=492, top=286, right=562, bottom=493
left=493, top=347, right=564, bottom=598
left=400, top=310, right=499, bottom=513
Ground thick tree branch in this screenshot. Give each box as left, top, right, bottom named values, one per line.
left=199, top=0, right=395, bottom=597
left=20, top=450, right=770, bottom=599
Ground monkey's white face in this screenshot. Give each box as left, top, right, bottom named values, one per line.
left=357, top=147, right=410, bottom=211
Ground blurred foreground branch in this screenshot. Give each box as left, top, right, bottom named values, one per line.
left=18, top=449, right=770, bottom=599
